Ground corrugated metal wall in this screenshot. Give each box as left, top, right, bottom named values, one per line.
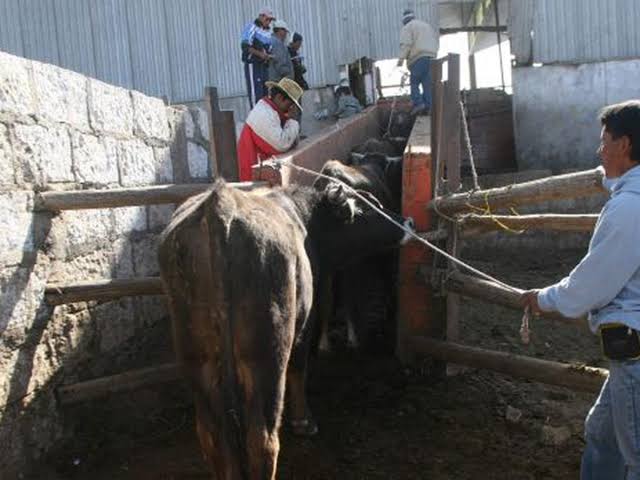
left=510, top=0, right=640, bottom=66
left=0, top=0, right=437, bottom=103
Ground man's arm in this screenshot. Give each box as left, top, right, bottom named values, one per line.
left=398, top=25, right=412, bottom=65
left=531, top=198, right=640, bottom=318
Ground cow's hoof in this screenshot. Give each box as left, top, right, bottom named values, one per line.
left=290, top=418, right=318, bottom=436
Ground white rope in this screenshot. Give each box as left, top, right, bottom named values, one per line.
left=460, top=99, right=480, bottom=191
left=273, top=158, right=519, bottom=293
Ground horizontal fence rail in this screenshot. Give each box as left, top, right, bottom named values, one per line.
left=410, top=336, right=608, bottom=393
left=57, top=363, right=182, bottom=406
left=45, top=278, right=164, bottom=306
left=36, top=181, right=268, bottom=212
left=430, top=168, right=605, bottom=215
left=460, top=213, right=599, bottom=234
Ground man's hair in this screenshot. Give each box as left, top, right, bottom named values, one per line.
left=599, top=100, right=640, bottom=162
left=292, top=32, right=302, bottom=43
left=336, top=86, right=352, bottom=96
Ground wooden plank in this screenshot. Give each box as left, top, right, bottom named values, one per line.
left=444, top=54, right=462, bottom=348
left=45, top=277, right=164, bottom=306
left=430, top=168, right=605, bottom=215
left=410, top=336, right=607, bottom=393
left=460, top=213, right=598, bottom=234
left=444, top=53, right=461, bottom=192
left=57, top=363, right=182, bottom=405
left=35, top=181, right=267, bottom=211
left=431, top=59, right=445, bottom=195
left=440, top=270, right=587, bottom=326
left=213, top=110, right=239, bottom=181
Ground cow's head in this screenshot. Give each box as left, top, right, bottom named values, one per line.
left=313, top=181, right=414, bottom=268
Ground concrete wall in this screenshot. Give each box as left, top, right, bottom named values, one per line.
left=512, top=58, right=640, bottom=172
left=0, top=49, right=212, bottom=477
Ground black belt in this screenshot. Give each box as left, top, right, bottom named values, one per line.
left=599, top=323, right=640, bottom=361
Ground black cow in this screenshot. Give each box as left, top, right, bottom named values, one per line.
left=158, top=180, right=412, bottom=479
left=315, top=154, right=405, bottom=353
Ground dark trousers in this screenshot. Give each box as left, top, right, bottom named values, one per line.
left=244, top=62, right=267, bottom=108
left=409, top=56, right=432, bottom=110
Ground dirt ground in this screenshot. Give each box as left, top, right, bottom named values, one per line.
left=34, top=248, right=604, bottom=480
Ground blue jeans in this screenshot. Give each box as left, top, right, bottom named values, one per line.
left=581, top=361, right=640, bottom=479
left=409, top=56, right=432, bottom=110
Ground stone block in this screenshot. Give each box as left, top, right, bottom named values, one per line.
left=88, top=79, right=133, bottom=137
left=113, top=206, right=147, bottom=234
left=0, top=261, right=48, bottom=343
left=60, top=209, right=114, bottom=258
left=154, top=147, right=174, bottom=183
left=13, top=124, right=73, bottom=187
left=187, top=141, right=210, bottom=179
left=112, top=238, right=134, bottom=278
left=192, top=106, right=210, bottom=140
left=0, top=124, right=15, bottom=185
left=168, top=106, right=193, bottom=139
left=0, top=51, right=36, bottom=117
left=117, top=139, right=156, bottom=187
left=0, top=191, right=35, bottom=265
left=131, top=91, right=171, bottom=142
left=33, top=62, right=89, bottom=130
left=148, top=204, right=175, bottom=231
left=49, top=247, right=114, bottom=282
left=132, top=235, right=160, bottom=276
left=93, top=298, right=136, bottom=353
left=71, top=132, right=119, bottom=185
left=133, top=295, right=169, bottom=328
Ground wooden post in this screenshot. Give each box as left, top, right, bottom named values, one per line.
left=444, top=54, right=462, bottom=350
left=430, top=59, right=445, bottom=195
left=205, top=86, right=239, bottom=181
left=396, top=116, right=444, bottom=363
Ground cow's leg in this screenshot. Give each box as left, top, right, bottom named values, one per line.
left=317, top=273, right=333, bottom=352
left=287, top=327, right=318, bottom=436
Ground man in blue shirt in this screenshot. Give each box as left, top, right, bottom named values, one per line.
left=521, top=100, right=640, bottom=479
left=241, top=8, right=275, bottom=108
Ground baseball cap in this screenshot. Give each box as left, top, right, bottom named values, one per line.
left=259, top=7, right=275, bottom=19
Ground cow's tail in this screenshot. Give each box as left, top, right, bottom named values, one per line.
left=158, top=180, right=248, bottom=478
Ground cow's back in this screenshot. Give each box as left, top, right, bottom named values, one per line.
left=158, top=181, right=312, bottom=479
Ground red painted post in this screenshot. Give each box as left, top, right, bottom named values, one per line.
left=396, top=115, right=444, bottom=363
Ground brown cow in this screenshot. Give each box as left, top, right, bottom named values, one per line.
left=158, top=179, right=412, bottom=479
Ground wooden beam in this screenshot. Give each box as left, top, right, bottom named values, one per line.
left=45, top=277, right=164, bottom=306
left=35, top=181, right=267, bottom=212
left=460, top=213, right=599, bottom=234
left=410, top=336, right=607, bottom=393
left=57, top=363, right=182, bottom=405
left=441, top=270, right=587, bottom=326
left=430, top=168, right=605, bottom=215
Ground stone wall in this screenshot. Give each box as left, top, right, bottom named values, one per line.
left=0, top=50, right=210, bottom=477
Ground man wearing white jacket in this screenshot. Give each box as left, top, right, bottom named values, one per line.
left=521, top=100, right=640, bottom=480
left=396, top=9, right=439, bottom=116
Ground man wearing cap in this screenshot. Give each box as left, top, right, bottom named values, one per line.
left=289, top=32, right=309, bottom=90
left=268, top=20, right=294, bottom=83
left=236, top=78, right=303, bottom=181
left=397, top=9, right=439, bottom=116
left=241, top=8, right=275, bottom=108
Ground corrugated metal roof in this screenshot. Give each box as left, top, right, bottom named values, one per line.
left=53, top=0, right=96, bottom=77
left=511, top=0, right=640, bottom=65
left=126, top=0, right=172, bottom=99
left=90, top=0, right=133, bottom=88
left=0, top=0, right=24, bottom=57
left=0, top=0, right=439, bottom=102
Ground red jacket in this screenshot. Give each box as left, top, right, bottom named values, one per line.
left=237, top=98, right=300, bottom=181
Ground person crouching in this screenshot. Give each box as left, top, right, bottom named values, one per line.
left=237, top=78, right=304, bottom=181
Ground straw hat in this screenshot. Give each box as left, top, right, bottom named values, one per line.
left=265, top=78, right=304, bottom=111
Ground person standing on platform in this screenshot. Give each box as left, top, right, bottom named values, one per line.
left=396, top=8, right=439, bottom=116
left=241, top=8, right=275, bottom=108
